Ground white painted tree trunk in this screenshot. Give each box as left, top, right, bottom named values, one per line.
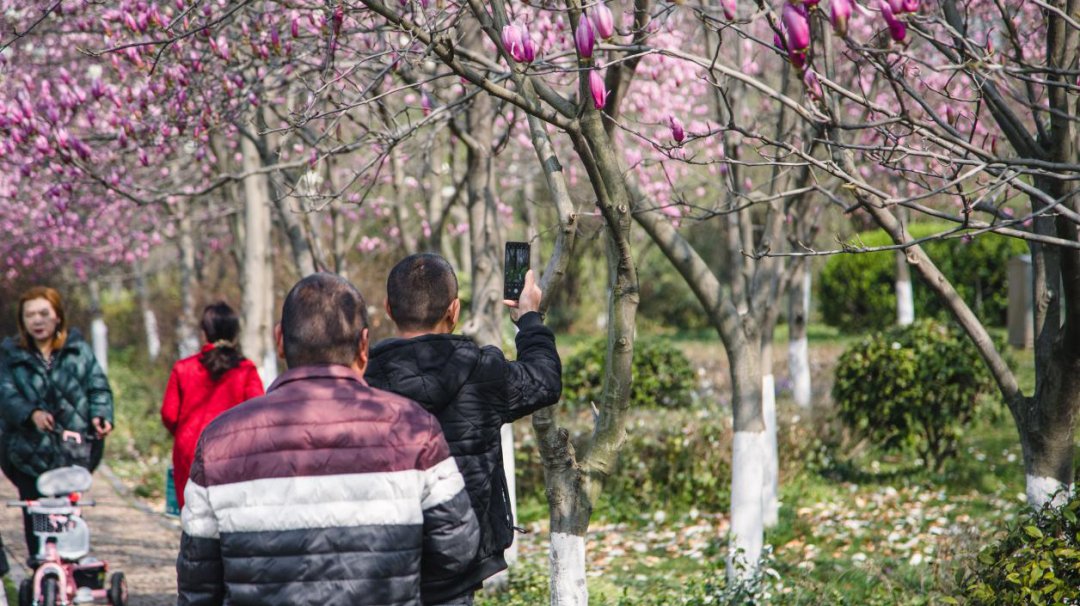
left=761, top=375, right=779, bottom=528
left=88, top=280, right=108, bottom=375
left=730, top=430, right=765, bottom=576
left=549, top=532, right=587, bottom=606
left=135, top=264, right=161, bottom=361
left=896, top=251, right=915, bottom=326
left=1026, top=475, right=1074, bottom=509
left=143, top=309, right=161, bottom=361
left=91, top=318, right=108, bottom=375
left=240, top=134, right=276, bottom=386
left=788, top=268, right=812, bottom=408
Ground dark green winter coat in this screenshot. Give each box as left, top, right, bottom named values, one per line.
left=0, top=330, right=113, bottom=476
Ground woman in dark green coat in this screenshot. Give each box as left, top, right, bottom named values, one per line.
left=0, top=286, right=114, bottom=564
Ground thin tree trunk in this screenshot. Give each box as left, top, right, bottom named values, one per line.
left=240, top=133, right=276, bottom=386
left=788, top=264, right=812, bottom=408
left=895, top=250, right=915, bottom=326
left=759, top=340, right=779, bottom=529
left=135, top=262, right=161, bottom=362
left=88, top=279, right=108, bottom=375
left=176, top=199, right=201, bottom=359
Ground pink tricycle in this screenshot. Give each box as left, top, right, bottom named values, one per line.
left=8, top=464, right=127, bottom=606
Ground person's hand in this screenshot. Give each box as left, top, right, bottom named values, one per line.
left=92, top=417, right=113, bottom=438
left=503, top=269, right=542, bottom=321
left=31, top=410, right=55, bottom=432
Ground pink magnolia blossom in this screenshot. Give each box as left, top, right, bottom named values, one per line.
left=782, top=3, right=810, bottom=52
left=501, top=22, right=524, bottom=59
left=901, top=0, right=919, bottom=11
left=576, top=13, right=596, bottom=59
left=589, top=68, right=607, bottom=109
left=830, top=0, right=852, bottom=36
left=591, top=3, right=615, bottom=39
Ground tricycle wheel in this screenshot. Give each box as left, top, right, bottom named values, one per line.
left=18, top=578, right=31, bottom=606
left=109, top=571, right=127, bottom=606
left=41, top=576, right=58, bottom=606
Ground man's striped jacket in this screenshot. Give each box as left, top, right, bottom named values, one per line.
left=176, top=364, right=479, bottom=606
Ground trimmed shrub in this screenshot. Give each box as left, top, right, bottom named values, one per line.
left=832, top=320, right=996, bottom=471
left=562, top=337, right=697, bottom=410
left=819, top=223, right=1027, bottom=332
left=515, top=409, right=731, bottom=522
left=963, top=492, right=1080, bottom=605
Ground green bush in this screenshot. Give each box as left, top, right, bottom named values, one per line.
left=832, top=320, right=996, bottom=471
left=562, top=337, right=697, bottom=410
left=963, top=492, right=1080, bottom=605
left=819, top=223, right=1027, bottom=332
left=516, top=409, right=731, bottom=522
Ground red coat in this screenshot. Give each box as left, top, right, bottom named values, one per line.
left=161, top=344, right=264, bottom=508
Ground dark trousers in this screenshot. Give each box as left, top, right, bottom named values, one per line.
left=6, top=440, right=104, bottom=564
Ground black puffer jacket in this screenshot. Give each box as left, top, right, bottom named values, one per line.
left=365, top=311, right=561, bottom=603
left=0, top=330, right=113, bottom=476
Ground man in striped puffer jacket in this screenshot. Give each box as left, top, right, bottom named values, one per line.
left=176, top=273, right=479, bottom=606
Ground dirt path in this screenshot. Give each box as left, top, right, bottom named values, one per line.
left=0, top=465, right=181, bottom=606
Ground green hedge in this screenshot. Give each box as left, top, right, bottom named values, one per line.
left=819, top=223, right=1027, bottom=332
left=516, top=409, right=730, bottom=522
left=832, top=320, right=997, bottom=471
left=562, top=337, right=697, bottom=410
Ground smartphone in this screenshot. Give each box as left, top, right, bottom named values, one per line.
left=504, top=241, right=531, bottom=300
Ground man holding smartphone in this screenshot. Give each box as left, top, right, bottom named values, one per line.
left=365, top=252, right=562, bottom=606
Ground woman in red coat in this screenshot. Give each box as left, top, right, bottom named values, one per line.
left=161, top=302, right=264, bottom=509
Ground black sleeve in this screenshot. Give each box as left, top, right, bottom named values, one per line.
left=498, top=311, right=562, bottom=423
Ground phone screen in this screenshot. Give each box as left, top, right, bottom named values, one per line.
left=504, top=242, right=531, bottom=300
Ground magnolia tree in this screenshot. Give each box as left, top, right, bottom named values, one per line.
left=741, top=0, right=1078, bottom=508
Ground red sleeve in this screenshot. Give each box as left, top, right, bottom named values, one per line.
left=161, top=366, right=182, bottom=435
left=243, top=365, right=265, bottom=401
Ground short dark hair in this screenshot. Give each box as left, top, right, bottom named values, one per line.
left=280, top=273, right=369, bottom=368
left=386, top=253, right=458, bottom=332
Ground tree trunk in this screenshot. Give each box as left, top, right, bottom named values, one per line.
left=88, top=279, right=108, bottom=375
left=240, top=133, right=276, bottom=385
left=176, top=199, right=201, bottom=359
left=135, top=262, right=161, bottom=361
left=628, top=187, right=764, bottom=578
left=729, top=340, right=765, bottom=575
left=788, top=264, right=812, bottom=408
left=895, top=250, right=915, bottom=326
left=759, top=339, right=779, bottom=529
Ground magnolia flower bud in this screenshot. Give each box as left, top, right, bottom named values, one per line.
left=589, top=68, right=608, bottom=109
left=803, top=69, right=823, bottom=101
left=901, top=0, right=919, bottom=11
left=721, top=0, right=736, bottom=20
left=669, top=115, right=685, bottom=144
left=880, top=0, right=906, bottom=42
left=830, top=0, right=852, bottom=36
left=592, top=3, right=615, bottom=39
left=782, top=2, right=810, bottom=52
left=576, top=13, right=596, bottom=59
